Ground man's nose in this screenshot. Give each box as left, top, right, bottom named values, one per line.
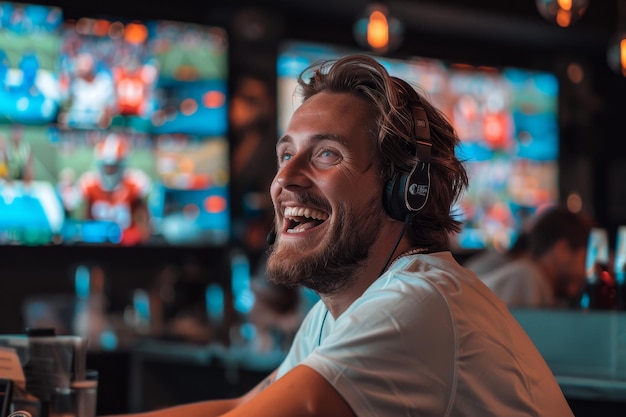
left=274, top=154, right=312, bottom=190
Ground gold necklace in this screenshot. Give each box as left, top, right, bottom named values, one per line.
left=387, top=247, right=428, bottom=270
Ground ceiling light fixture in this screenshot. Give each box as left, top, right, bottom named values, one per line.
left=535, top=0, right=589, bottom=28
left=353, top=2, right=404, bottom=55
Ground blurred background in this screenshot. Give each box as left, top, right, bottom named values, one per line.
left=0, top=0, right=625, bottom=415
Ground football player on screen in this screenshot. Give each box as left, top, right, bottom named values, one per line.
left=78, top=132, right=152, bottom=244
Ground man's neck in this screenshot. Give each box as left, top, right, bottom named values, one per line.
left=321, top=230, right=413, bottom=319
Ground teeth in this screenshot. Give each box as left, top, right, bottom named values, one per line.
left=284, top=206, right=329, bottom=221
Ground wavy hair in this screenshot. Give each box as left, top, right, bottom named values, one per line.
left=296, top=54, right=468, bottom=249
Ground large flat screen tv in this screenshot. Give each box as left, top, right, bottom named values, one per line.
left=0, top=1, right=230, bottom=246
left=277, top=41, right=560, bottom=251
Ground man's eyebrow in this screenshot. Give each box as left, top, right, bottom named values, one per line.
left=276, top=134, right=291, bottom=146
left=276, top=133, right=348, bottom=146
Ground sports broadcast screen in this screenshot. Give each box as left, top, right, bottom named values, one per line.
left=0, top=1, right=230, bottom=246
left=277, top=41, right=559, bottom=251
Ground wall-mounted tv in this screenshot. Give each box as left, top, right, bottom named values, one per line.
left=0, top=1, right=230, bottom=246
left=277, top=41, right=560, bottom=251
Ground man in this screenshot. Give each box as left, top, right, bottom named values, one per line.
left=66, top=52, right=115, bottom=129
left=479, top=205, right=592, bottom=308
left=111, top=55, right=573, bottom=416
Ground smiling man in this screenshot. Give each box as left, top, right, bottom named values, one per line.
left=267, top=91, right=384, bottom=300
left=110, top=55, right=573, bottom=417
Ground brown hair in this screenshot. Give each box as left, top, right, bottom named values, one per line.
left=528, top=205, right=593, bottom=258
left=297, top=54, right=468, bottom=249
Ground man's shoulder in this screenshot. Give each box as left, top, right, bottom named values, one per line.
left=370, top=252, right=468, bottom=306
left=481, top=256, right=538, bottom=280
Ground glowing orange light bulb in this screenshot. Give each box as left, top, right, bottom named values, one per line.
left=367, top=10, right=389, bottom=51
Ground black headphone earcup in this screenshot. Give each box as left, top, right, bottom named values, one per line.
left=383, top=172, right=409, bottom=221
left=384, top=162, right=431, bottom=221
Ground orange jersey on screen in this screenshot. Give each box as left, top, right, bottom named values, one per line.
left=79, top=168, right=151, bottom=230
left=114, top=66, right=155, bottom=116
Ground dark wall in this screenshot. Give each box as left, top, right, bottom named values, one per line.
left=0, top=245, right=231, bottom=333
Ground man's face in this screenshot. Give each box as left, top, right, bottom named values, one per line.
left=266, top=91, right=385, bottom=294
left=102, top=163, right=120, bottom=176
left=556, top=245, right=588, bottom=299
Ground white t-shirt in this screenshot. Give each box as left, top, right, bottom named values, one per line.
left=480, top=256, right=554, bottom=308
left=276, top=252, right=573, bottom=417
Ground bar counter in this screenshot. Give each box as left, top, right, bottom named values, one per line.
left=125, top=339, right=285, bottom=412
left=512, top=309, right=626, bottom=402
left=89, top=309, right=626, bottom=415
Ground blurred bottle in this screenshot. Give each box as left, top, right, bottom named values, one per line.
left=228, top=249, right=255, bottom=347
left=205, top=283, right=225, bottom=325
left=581, top=228, right=615, bottom=310
left=73, top=264, right=117, bottom=350
left=231, top=249, right=253, bottom=316
left=614, top=226, right=626, bottom=310
left=127, top=288, right=151, bottom=334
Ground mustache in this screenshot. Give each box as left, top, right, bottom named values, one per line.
left=276, top=193, right=332, bottom=213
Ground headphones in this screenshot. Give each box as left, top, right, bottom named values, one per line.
left=383, top=106, right=432, bottom=221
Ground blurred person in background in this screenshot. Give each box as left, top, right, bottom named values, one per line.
left=147, top=256, right=215, bottom=344
left=479, top=204, right=593, bottom=308
left=463, top=229, right=529, bottom=276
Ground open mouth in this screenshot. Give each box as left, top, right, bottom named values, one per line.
left=284, top=206, right=329, bottom=234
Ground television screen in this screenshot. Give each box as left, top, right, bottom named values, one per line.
left=0, top=1, right=64, bottom=125
left=277, top=41, right=559, bottom=251
left=0, top=2, right=230, bottom=246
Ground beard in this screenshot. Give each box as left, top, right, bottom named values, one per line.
left=266, top=195, right=383, bottom=296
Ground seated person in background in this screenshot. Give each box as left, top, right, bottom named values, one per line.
left=104, top=55, right=573, bottom=417
left=479, top=204, right=593, bottom=308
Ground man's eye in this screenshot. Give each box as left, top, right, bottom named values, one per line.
left=278, top=152, right=292, bottom=163
left=316, top=148, right=341, bottom=165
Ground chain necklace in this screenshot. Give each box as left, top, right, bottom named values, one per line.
left=318, top=308, right=330, bottom=346
left=387, top=247, right=429, bottom=271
